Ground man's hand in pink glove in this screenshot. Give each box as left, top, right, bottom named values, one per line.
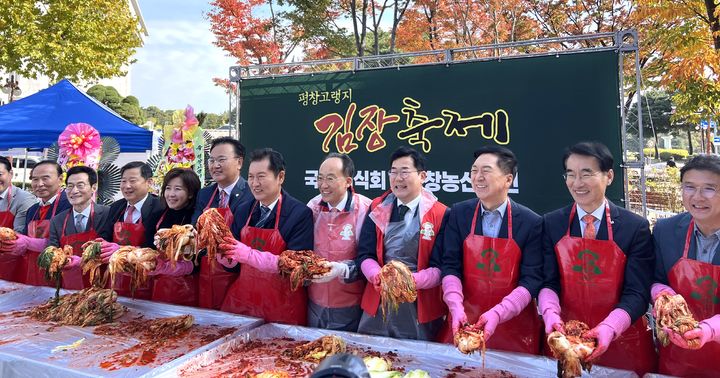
left=651, top=282, right=677, bottom=317
left=218, top=236, right=249, bottom=263
left=583, top=324, right=614, bottom=361
left=0, top=234, right=30, bottom=256
left=360, top=259, right=382, bottom=292
left=412, top=267, right=440, bottom=290
left=99, top=239, right=121, bottom=263
left=442, top=275, right=467, bottom=335
left=664, top=327, right=694, bottom=349
left=539, top=288, right=565, bottom=334
left=682, top=315, right=720, bottom=349
left=63, top=255, right=81, bottom=271
left=150, top=258, right=194, bottom=277
left=476, top=311, right=499, bottom=340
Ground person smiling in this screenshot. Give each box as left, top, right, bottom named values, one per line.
left=436, top=146, right=543, bottom=354
left=148, top=168, right=202, bottom=307
left=355, top=146, right=449, bottom=341
left=651, top=154, right=720, bottom=377
left=219, top=148, right=314, bottom=325
left=539, top=141, right=656, bottom=374
left=0, top=156, right=36, bottom=282
left=48, top=166, right=112, bottom=290
left=192, top=137, right=253, bottom=310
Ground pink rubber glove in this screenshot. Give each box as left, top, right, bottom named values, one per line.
left=664, top=327, right=694, bottom=349
left=683, top=315, right=720, bottom=349
left=539, top=288, right=565, bottom=334
left=99, top=239, right=121, bottom=263
left=412, top=267, right=440, bottom=290
left=442, top=275, right=467, bottom=334
left=63, top=255, right=81, bottom=271
left=149, top=258, right=194, bottom=277
left=219, top=236, right=278, bottom=273
left=651, top=282, right=678, bottom=317
left=477, top=286, right=531, bottom=341
left=361, top=259, right=382, bottom=291
left=583, top=308, right=631, bottom=361
left=0, top=234, right=46, bottom=256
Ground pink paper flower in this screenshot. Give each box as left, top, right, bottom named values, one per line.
left=59, top=123, right=101, bottom=160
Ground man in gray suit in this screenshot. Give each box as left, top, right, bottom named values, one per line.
left=48, top=166, right=112, bottom=289
left=0, top=156, right=36, bottom=232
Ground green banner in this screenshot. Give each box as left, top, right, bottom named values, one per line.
left=240, top=50, right=622, bottom=214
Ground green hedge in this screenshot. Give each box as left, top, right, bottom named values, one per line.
left=643, top=148, right=689, bottom=161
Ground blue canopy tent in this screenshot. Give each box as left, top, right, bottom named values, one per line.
left=0, top=79, right=152, bottom=152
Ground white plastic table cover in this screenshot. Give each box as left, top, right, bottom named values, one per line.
left=0, top=281, right=263, bottom=378
left=160, top=323, right=639, bottom=378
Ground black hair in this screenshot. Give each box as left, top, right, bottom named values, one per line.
left=211, top=137, right=246, bottom=159
left=161, top=168, right=201, bottom=209
left=66, top=166, right=98, bottom=186
left=120, top=161, right=153, bottom=180
left=562, top=141, right=614, bottom=172
left=680, top=154, right=720, bottom=181
left=249, top=148, right=285, bottom=176
left=0, top=157, right=11, bottom=172
left=323, top=152, right=355, bottom=178
left=474, top=145, right=518, bottom=177
left=389, top=146, right=427, bottom=171
left=31, top=160, right=63, bottom=177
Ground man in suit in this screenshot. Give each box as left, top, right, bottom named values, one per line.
left=219, top=148, right=314, bottom=325
left=0, top=156, right=37, bottom=282
left=99, top=161, right=164, bottom=298
left=539, top=141, right=656, bottom=374
left=355, top=146, right=449, bottom=341
left=0, top=161, right=71, bottom=285
left=48, top=166, right=112, bottom=290
left=651, top=154, right=720, bottom=377
left=438, top=146, right=543, bottom=354
left=191, top=137, right=253, bottom=309
left=191, top=136, right=253, bottom=225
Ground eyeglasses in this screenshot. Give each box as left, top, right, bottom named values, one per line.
left=317, top=176, right=339, bottom=185
left=208, top=156, right=238, bottom=166
left=681, top=184, right=718, bottom=199
left=389, top=170, right=418, bottom=179
left=563, top=171, right=601, bottom=182
left=66, top=183, right=88, bottom=192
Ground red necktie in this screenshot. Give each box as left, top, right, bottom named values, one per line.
left=219, top=190, right=229, bottom=208
left=582, top=214, right=597, bottom=239
left=125, top=205, right=135, bottom=224
left=38, top=204, right=51, bottom=220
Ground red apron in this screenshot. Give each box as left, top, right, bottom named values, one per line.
left=0, top=187, right=22, bottom=282
left=308, top=194, right=365, bottom=308
left=552, top=203, right=656, bottom=375
left=198, top=188, right=238, bottom=309
left=221, top=197, right=308, bottom=325
left=437, top=202, right=541, bottom=354
left=23, top=192, right=61, bottom=286
left=659, top=219, right=720, bottom=377
left=151, top=209, right=199, bottom=307
left=111, top=207, right=152, bottom=299
left=59, top=204, right=99, bottom=290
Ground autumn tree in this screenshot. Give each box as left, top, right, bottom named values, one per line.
left=0, top=0, right=143, bottom=82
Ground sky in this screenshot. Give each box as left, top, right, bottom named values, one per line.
left=131, top=1, right=236, bottom=115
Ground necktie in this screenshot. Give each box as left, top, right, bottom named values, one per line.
left=38, top=204, right=51, bottom=220
left=75, top=214, right=85, bottom=232
left=582, top=214, right=597, bottom=240
left=256, top=205, right=271, bottom=228
left=398, top=204, right=410, bottom=217
left=219, top=190, right=229, bottom=208
left=124, top=205, right=135, bottom=223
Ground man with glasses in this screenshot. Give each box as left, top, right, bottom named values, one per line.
left=651, top=154, right=720, bottom=377
left=539, top=141, right=656, bottom=374
left=436, top=146, right=543, bottom=354
left=48, top=166, right=112, bottom=289
left=192, top=137, right=253, bottom=309
left=306, top=153, right=371, bottom=331
left=355, top=146, right=449, bottom=340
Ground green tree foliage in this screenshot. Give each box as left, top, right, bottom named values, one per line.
left=87, top=84, right=144, bottom=125
left=0, top=0, right=143, bottom=82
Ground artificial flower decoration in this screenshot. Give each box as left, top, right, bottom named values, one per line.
left=58, top=123, right=102, bottom=170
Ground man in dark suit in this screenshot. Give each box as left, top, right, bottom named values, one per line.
left=650, top=154, right=720, bottom=377
left=355, top=146, right=449, bottom=341
left=439, top=146, right=543, bottom=354
left=48, top=166, right=112, bottom=290
left=539, top=141, right=655, bottom=375
left=191, top=137, right=253, bottom=226
left=219, top=148, right=314, bottom=325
